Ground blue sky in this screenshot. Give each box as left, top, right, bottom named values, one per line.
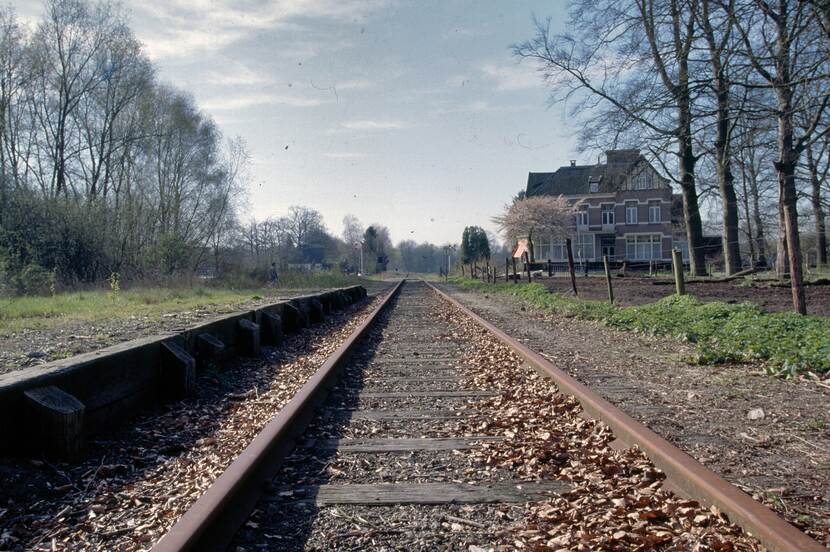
left=14, top=0, right=576, bottom=245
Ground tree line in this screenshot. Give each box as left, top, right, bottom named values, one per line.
left=0, top=0, right=460, bottom=294
left=515, top=0, right=830, bottom=314
left=0, top=0, right=249, bottom=292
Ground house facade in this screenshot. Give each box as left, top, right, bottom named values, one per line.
left=525, top=149, right=676, bottom=264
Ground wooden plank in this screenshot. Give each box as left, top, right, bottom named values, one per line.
left=271, top=481, right=570, bottom=506
left=359, top=390, right=498, bottom=399
left=299, top=436, right=503, bottom=452
left=362, top=377, right=461, bottom=384
left=23, top=386, right=85, bottom=459
left=369, top=358, right=461, bottom=364
left=323, top=409, right=477, bottom=421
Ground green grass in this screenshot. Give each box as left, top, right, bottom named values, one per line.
left=452, top=278, right=830, bottom=377
left=0, top=271, right=365, bottom=334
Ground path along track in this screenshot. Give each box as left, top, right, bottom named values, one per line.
left=154, top=280, right=825, bottom=551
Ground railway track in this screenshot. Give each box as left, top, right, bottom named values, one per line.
left=154, top=280, right=825, bottom=552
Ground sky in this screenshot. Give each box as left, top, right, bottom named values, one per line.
left=13, top=0, right=577, bottom=246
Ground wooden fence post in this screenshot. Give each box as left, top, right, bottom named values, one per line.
left=547, top=259, right=553, bottom=277
left=672, top=249, right=686, bottom=295
left=524, top=253, right=532, bottom=284
left=603, top=255, right=614, bottom=304
left=566, top=238, right=578, bottom=296
left=505, top=257, right=509, bottom=283
left=512, top=257, right=518, bottom=284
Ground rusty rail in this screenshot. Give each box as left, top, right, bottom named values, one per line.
left=425, top=281, right=825, bottom=552
left=153, top=280, right=403, bottom=552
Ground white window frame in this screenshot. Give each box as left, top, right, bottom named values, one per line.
left=648, top=201, right=661, bottom=223
left=550, top=238, right=565, bottom=261
left=589, top=182, right=599, bottom=193
left=601, top=204, right=615, bottom=226
left=625, top=202, right=638, bottom=224
left=625, top=234, right=663, bottom=260
left=576, top=207, right=589, bottom=228
left=634, top=171, right=653, bottom=190
left=576, top=233, right=595, bottom=261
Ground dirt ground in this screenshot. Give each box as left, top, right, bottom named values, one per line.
left=438, top=283, right=830, bottom=547
left=0, top=282, right=392, bottom=375
left=523, top=274, right=830, bottom=316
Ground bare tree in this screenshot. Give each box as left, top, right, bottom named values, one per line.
left=805, top=137, right=829, bottom=265
left=729, top=0, right=830, bottom=313
left=698, top=0, right=744, bottom=273
left=283, top=205, right=324, bottom=249
left=514, top=0, right=709, bottom=275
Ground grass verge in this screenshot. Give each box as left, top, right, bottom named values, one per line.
left=0, top=271, right=364, bottom=334
left=452, top=278, right=830, bottom=377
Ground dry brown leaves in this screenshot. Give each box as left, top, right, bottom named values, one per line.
left=433, top=302, right=766, bottom=552
left=2, top=294, right=387, bottom=552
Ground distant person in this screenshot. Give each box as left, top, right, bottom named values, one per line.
left=269, top=262, right=278, bottom=285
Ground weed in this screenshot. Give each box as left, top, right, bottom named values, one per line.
left=807, top=419, right=827, bottom=431
left=453, top=278, right=830, bottom=376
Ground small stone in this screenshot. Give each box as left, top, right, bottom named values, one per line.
left=747, top=408, right=766, bottom=420
left=26, top=351, right=47, bottom=358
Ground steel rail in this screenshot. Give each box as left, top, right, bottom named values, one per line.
left=425, top=281, right=826, bottom=552
left=152, top=280, right=404, bottom=552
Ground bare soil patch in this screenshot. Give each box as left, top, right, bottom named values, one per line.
left=439, top=283, right=830, bottom=547
left=532, top=275, right=830, bottom=316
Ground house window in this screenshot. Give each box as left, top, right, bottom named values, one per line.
left=576, top=206, right=588, bottom=227
left=589, top=182, right=599, bottom=193
left=625, top=201, right=638, bottom=224
left=601, top=204, right=615, bottom=226
left=625, top=234, right=662, bottom=260
left=550, top=238, right=566, bottom=260
left=576, top=234, right=595, bottom=260
left=635, top=171, right=653, bottom=190
left=648, top=201, right=661, bottom=223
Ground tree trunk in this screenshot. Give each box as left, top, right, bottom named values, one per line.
left=778, top=161, right=806, bottom=313
left=774, top=80, right=806, bottom=313
left=748, top=155, right=768, bottom=266
left=714, top=76, right=742, bottom=274
left=739, top=159, right=757, bottom=265
left=776, top=200, right=789, bottom=280
left=678, top=113, right=707, bottom=276
left=807, top=145, right=827, bottom=265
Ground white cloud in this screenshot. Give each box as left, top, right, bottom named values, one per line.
left=324, top=152, right=367, bottom=159
left=337, top=119, right=410, bottom=131
left=480, top=62, right=540, bottom=91
left=200, top=92, right=327, bottom=111
left=135, top=0, right=388, bottom=60
left=432, top=100, right=531, bottom=115
left=446, top=74, right=473, bottom=88
left=335, top=79, right=375, bottom=90
left=205, top=62, right=275, bottom=86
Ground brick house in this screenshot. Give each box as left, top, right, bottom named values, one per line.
left=525, top=149, right=677, bottom=265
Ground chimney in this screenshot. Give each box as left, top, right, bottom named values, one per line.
left=570, top=160, right=576, bottom=167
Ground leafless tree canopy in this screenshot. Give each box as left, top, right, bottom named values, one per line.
left=515, top=0, right=830, bottom=313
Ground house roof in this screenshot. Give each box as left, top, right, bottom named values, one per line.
left=527, top=166, right=598, bottom=196
left=526, top=150, right=661, bottom=197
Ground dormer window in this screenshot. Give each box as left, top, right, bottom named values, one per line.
left=589, top=182, right=598, bottom=193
